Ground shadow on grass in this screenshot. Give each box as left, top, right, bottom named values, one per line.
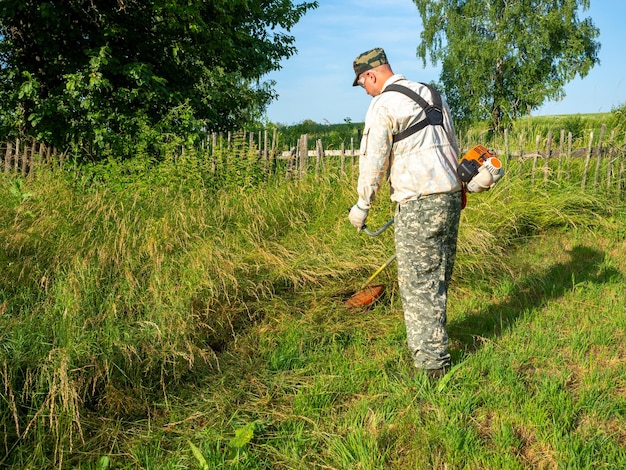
left=448, top=244, right=622, bottom=355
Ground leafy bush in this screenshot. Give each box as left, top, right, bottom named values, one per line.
left=559, top=114, right=586, bottom=140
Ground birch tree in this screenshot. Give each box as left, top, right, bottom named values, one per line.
left=413, top=0, right=600, bottom=131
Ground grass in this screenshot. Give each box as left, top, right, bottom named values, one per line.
left=1, top=154, right=626, bottom=468
left=181, top=228, right=625, bottom=470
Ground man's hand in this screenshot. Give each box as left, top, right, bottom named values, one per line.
left=348, top=204, right=368, bottom=230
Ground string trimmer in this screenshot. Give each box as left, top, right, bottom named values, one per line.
left=345, top=218, right=395, bottom=309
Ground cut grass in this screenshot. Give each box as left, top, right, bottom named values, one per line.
left=174, top=227, right=625, bottom=470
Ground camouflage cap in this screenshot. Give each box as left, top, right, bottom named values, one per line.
left=352, top=47, right=388, bottom=86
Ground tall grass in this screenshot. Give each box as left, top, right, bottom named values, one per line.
left=1, top=153, right=624, bottom=468
left=0, top=157, right=374, bottom=465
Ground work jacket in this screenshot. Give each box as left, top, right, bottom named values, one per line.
left=357, top=74, right=462, bottom=209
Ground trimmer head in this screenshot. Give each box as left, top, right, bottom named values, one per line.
left=345, top=219, right=395, bottom=309
left=344, top=284, right=386, bottom=309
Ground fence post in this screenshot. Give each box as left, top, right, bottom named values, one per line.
left=350, top=137, right=355, bottom=167
left=298, top=134, right=308, bottom=179
left=558, top=129, right=565, bottom=180
left=34, top=142, right=46, bottom=179
left=19, top=141, right=26, bottom=176
left=315, top=139, right=326, bottom=176
left=531, top=134, right=540, bottom=184
left=271, top=127, right=278, bottom=176
left=14, top=138, right=20, bottom=173
left=581, top=131, right=594, bottom=190
left=340, top=142, right=346, bottom=176
left=295, top=136, right=301, bottom=177
left=544, top=131, right=552, bottom=183
left=593, top=124, right=605, bottom=189
left=566, top=132, right=572, bottom=182
left=285, top=147, right=295, bottom=179
left=315, top=139, right=320, bottom=176
left=4, top=141, right=11, bottom=173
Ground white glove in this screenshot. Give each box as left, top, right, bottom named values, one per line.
left=348, top=204, right=368, bottom=230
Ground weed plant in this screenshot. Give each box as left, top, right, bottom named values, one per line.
left=1, top=151, right=625, bottom=468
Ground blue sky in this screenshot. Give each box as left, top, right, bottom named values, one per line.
left=264, top=0, right=626, bottom=125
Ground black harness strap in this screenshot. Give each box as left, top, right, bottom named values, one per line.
left=383, top=83, right=444, bottom=143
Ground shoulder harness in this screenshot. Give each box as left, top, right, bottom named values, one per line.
left=382, top=83, right=444, bottom=143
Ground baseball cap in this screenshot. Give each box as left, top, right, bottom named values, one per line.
left=352, top=47, right=388, bottom=86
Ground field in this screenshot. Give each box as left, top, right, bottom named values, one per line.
left=1, top=125, right=626, bottom=468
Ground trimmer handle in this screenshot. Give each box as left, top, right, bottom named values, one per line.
left=363, top=218, right=394, bottom=236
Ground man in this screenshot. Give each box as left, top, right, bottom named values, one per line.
left=347, top=47, right=463, bottom=380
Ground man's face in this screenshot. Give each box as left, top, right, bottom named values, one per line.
left=357, top=71, right=377, bottom=96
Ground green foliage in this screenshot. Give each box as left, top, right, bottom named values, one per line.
left=509, top=113, right=597, bottom=146
left=413, top=0, right=600, bottom=132
left=73, top=132, right=270, bottom=194
left=275, top=120, right=362, bottom=151
left=0, top=0, right=318, bottom=158
left=558, top=114, right=587, bottom=140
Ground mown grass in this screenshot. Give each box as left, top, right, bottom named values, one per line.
left=1, top=153, right=625, bottom=469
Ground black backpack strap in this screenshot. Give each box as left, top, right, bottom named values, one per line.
left=383, top=83, right=444, bottom=143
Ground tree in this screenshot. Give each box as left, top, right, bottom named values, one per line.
left=413, top=0, right=600, bottom=132
left=0, top=0, right=317, bottom=158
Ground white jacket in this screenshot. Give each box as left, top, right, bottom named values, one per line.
left=357, top=74, right=462, bottom=209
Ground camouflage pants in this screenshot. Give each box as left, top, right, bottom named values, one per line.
left=394, top=191, right=462, bottom=370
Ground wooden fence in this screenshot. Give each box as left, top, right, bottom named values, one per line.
left=2, top=138, right=60, bottom=177
left=3, top=126, right=626, bottom=191
left=281, top=126, right=626, bottom=192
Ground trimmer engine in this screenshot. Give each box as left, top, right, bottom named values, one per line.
left=457, top=145, right=504, bottom=193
